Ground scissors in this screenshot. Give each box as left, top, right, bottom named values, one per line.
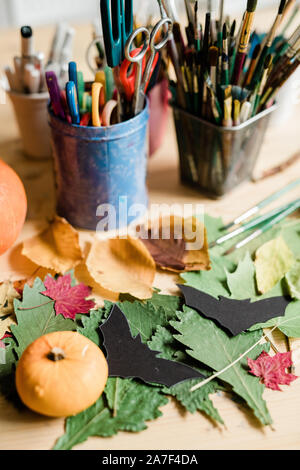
left=100, top=0, right=133, bottom=68
left=66, top=81, right=80, bottom=125
left=124, top=18, right=173, bottom=116
left=119, top=46, right=160, bottom=101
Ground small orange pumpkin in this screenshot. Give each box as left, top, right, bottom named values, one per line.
left=0, top=159, right=27, bottom=255
left=16, top=331, right=108, bottom=417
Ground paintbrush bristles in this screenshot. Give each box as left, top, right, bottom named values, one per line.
left=279, top=0, right=287, bottom=14
left=230, top=20, right=236, bottom=38
left=252, top=43, right=261, bottom=59
left=265, top=54, right=273, bottom=68
left=247, top=0, right=258, bottom=12
left=208, top=46, right=219, bottom=66
left=223, top=23, right=228, bottom=40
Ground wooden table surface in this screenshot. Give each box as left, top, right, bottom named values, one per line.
left=1, top=7, right=300, bottom=450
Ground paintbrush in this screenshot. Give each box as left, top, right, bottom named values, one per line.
left=233, top=99, right=241, bottom=125
left=185, top=0, right=195, bottom=46
left=224, top=198, right=300, bottom=256
left=281, top=4, right=300, bottom=36
left=252, top=54, right=273, bottom=115
left=260, top=49, right=300, bottom=108
left=208, top=46, right=219, bottom=92
left=273, top=24, right=300, bottom=64
left=202, top=12, right=211, bottom=68
left=251, top=0, right=287, bottom=87
left=210, top=200, right=296, bottom=248
left=219, top=0, right=224, bottom=34
left=220, top=178, right=300, bottom=231
left=194, top=1, right=201, bottom=52
left=232, top=0, right=258, bottom=85
left=269, top=34, right=300, bottom=85
left=221, top=23, right=229, bottom=86
left=243, top=43, right=261, bottom=87
left=240, top=100, right=252, bottom=123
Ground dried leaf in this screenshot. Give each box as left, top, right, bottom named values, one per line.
left=286, top=259, right=300, bottom=300
left=139, top=216, right=210, bottom=273
left=42, top=274, right=95, bottom=320
left=255, top=236, right=294, bottom=294
left=248, top=351, right=298, bottom=391
left=22, top=216, right=83, bottom=274
left=86, top=237, right=156, bottom=300
left=0, top=281, right=20, bottom=315
left=0, top=281, right=20, bottom=338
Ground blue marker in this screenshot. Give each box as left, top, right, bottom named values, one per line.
left=68, top=61, right=78, bottom=97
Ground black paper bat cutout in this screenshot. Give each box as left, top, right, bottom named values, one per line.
left=99, top=305, right=204, bottom=387
left=179, top=284, right=291, bottom=336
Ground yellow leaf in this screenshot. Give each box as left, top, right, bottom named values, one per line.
left=22, top=216, right=83, bottom=274
left=86, top=237, right=156, bottom=300
left=255, top=236, right=294, bottom=294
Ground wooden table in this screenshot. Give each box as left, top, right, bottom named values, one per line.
left=1, top=8, right=300, bottom=450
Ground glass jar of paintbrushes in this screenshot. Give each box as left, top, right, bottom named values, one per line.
left=166, top=0, right=300, bottom=197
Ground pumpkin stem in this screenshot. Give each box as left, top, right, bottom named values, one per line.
left=47, top=347, right=66, bottom=362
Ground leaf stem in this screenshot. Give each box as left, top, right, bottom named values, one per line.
left=190, top=325, right=278, bottom=393
left=18, top=300, right=53, bottom=311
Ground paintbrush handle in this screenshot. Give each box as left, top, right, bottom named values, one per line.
left=232, top=52, right=246, bottom=85
left=250, top=45, right=269, bottom=88
left=226, top=199, right=300, bottom=254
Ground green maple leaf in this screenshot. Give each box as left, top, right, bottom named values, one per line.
left=181, top=255, right=234, bottom=299
left=77, top=301, right=113, bottom=347
left=117, top=297, right=178, bottom=343
left=226, top=253, right=300, bottom=337
left=147, top=292, right=181, bottom=316
left=0, top=337, right=23, bottom=408
left=203, top=214, right=224, bottom=244
left=250, top=300, right=300, bottom=337
left=11, top=278, right=76, bottom=358
left=53, top=379, right=168, bottom=450
left=148, top=325, right=224, bottom=424
left=226, top=252, right=258, bottom=299
left=171, top=306, right=272, bottom=426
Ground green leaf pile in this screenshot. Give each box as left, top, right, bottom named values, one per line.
left=54, top=379, right=168, bottom=450
left=1, top=214, right=300, bottom=450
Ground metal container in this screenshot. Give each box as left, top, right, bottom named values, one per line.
left=49, top=104, right=149, bottom=231
left=8, top=91, right=51, bottom=159
left=173, top=104, right=277, bottom=198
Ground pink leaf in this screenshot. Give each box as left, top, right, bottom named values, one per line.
left=0, top=340, right=5, bottom=349
left=42, top=274, right=95, bottom=320
left=248, top=351, right=298, bottom=391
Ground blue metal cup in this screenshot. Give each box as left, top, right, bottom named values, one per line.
left=48, top=104, right=149, bottom=230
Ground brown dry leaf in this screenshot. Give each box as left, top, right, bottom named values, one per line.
left=0, top=281, right=20, bottom=339
left=22, top=216, right=83, bottom=274
left=86, top=236, right=156, bottom=300
left=139, top=215, right=210, bottom=273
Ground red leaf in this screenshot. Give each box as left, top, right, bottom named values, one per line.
left=42, top=274, right=95, bottom=320
left=248, top=351, right=298, bottom=391
left=0, top=333, right=12, bottom=342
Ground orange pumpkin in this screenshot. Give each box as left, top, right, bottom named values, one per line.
left=16, top=331, right=108, bottom=417
left=0, top=159, right=27, bottom=255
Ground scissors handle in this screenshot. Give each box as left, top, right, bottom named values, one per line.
left=126, top=18, right=173, bottom=115
left=142, top=18, right=173, bottom=91
left=100, top=0, right=133, bottom=68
